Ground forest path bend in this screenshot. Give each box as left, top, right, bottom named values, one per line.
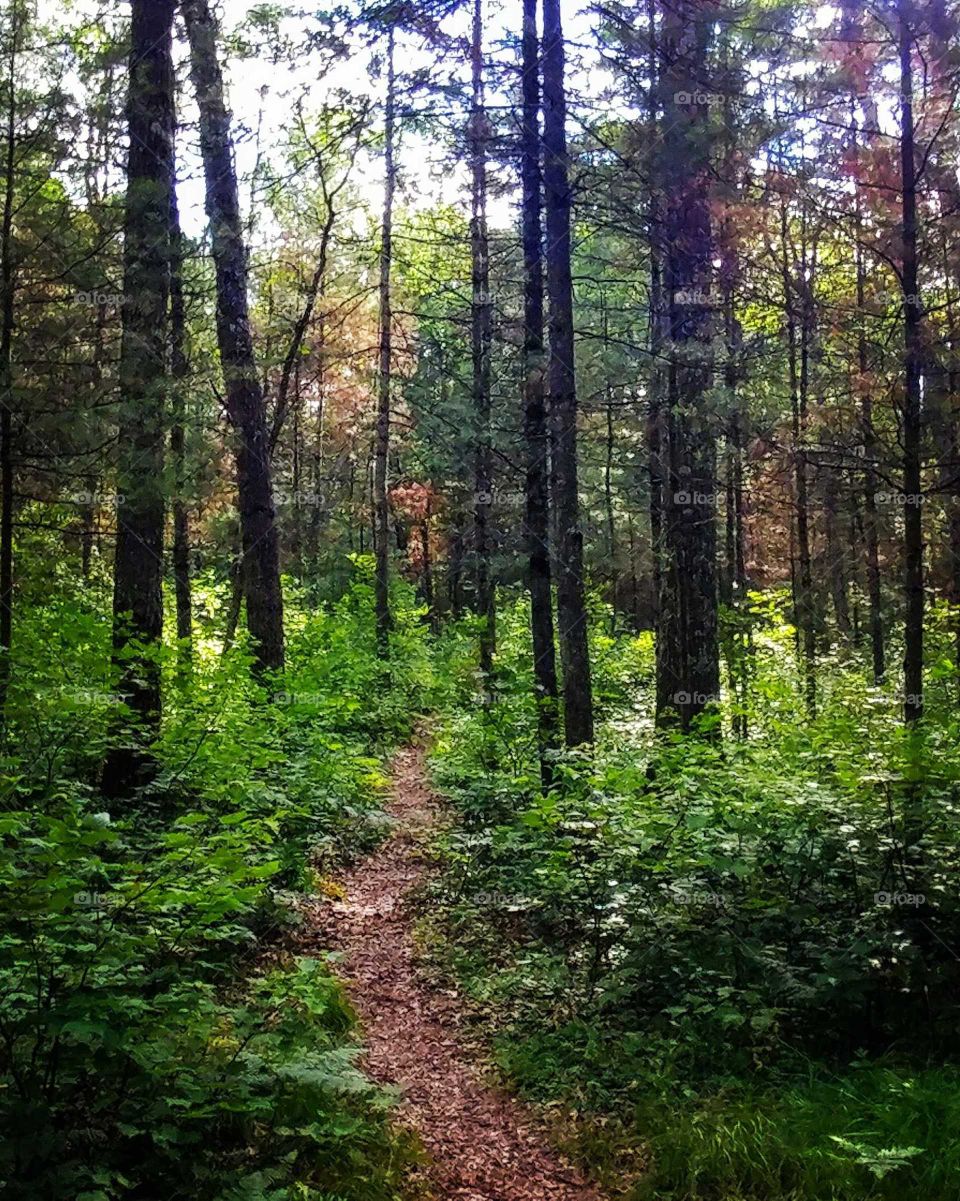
left=313, top=739, right=605, bottom=1201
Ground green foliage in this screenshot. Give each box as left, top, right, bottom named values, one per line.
left=0, top=565, right=432, bottom=1199
left=424, top=599, right=960, bottom=1201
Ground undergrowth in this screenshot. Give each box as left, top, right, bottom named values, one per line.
left=422, top=594, right=960, bottom=1200
left=0, top=556, right=431, bottom=1200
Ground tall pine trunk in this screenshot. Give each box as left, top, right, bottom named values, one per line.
left=898, top=0, right=923, bottom=725
left=373, top=26, right=397, bottom=658
left=521, top=0, right=559, bottom=784
left=0, top=6, right=18, bottom=726
left=102, top=0, right=176, bottom=795
left=183, top=0, right=284, bottom=674
left=470, top=0, right=495, bottom=680
left=858, top=236, right=885, bottom=682
left=542, top=0, right=594, bottom=747
left=654, top=0, right=720, bottom=732
left=169, top=170, right=193, bottom=671
left=781, top=198, right=817, bottom=715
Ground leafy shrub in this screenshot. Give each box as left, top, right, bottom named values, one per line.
left=0, top=564, right=430, bottom=1199
left=423, top=597, right=960, bottom=1200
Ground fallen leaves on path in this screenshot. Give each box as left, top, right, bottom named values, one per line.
left=312, top=740, right=606, bottom=1201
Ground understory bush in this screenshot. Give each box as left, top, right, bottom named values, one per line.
left=424, top=596, right=960, bottom=1200
left=0, top=560, right=430, bottom=1200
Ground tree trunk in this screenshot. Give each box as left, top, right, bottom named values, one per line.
left=898, top=0, right=923, bottom=725
left=448, top=512, right=465, bottom=618
left=646, top=0, right=665, bottom=651
left=843, top=0, right=885, bottom=684
left=102, top=0, right=176, bottom=796
left=858, top=239, right=885, bottom=682
left=169, top=168, right=192, bottom=670
left=373, top=26, right=397, bottom=658
left=654, top=0, right=720, bottom=732
left=542, top=0, right=594, bottom=747
left=824, top=470, right=851, bottom=640
left=182, top=0, right=284, bottom=674
left=521, top=0, right=559, bottom=784
left=0, top=8, right=18, bottom=726
left=471, top=0, right=495, bottom=681
left=782, top=199, right=817, bottom=715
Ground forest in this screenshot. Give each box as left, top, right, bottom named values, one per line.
left=2, top=0, right=960, bottom=1197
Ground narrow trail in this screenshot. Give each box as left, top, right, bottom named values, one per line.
left=312, top=738, right=605, bottom=1201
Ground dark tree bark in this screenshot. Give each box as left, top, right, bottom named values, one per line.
left=102, top=0, right=176, bottom=795
left=169, top=170, right=192, bottom=671
left=542, top=0, right=594, bottom=747
left=781, top=198, right=817, bottom=715
left=520, top=0, right=559, bottom=785
left=842, top=0, right=885, bottom=684
left=898, top=0, right=924, bottom=725
left=824, top=469, right=852, bottom=640
left=0, top=6, right=18, bottom=726
left=420, top=496, right=435, bottom=630
left=373, top=25, right=397, bottom=659
left=858, top=240, right=885, bottom=682
left=602, top=297, right=617, bottom=628
left=448, top=512, right=465, bottom=618
left=182, top=0, right=284, bottom=674
left=654, top=0, right=720, bottom=732
left=471, top=0, right=495, bottom=681
left=646, top=0, right=665, bottom=649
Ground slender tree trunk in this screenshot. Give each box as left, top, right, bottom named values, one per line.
left=898, top=0, right=923, bottom=725
left=373, top=26, right=397, bottom=658
left=941, top=232, right=960, bottom=703
left=222, top=551, right=243, bottom=655
left=646, top=0, right=665, bottom=650
left=858, top=238, right=885, bottom=682
left=80, top=478, right=96, bottom=580
left=782, top=200, right=816, bottom=714
left=824, top=470, right=851, bottom=640
left=542, top=0, right=594, bottom=747
left=102, top=0, right=176, bottom=796
left=843, top=2, right=885, bottom=683
left=182, top=0, right=284, bottom=674
left=521, top=0, right=559, bottom=784
left=654, top=0, right=720, bottom=732
left=421, top=498, right=434, bottom=630
left=602, top=298, right=617, bottom=628
left=169, top=170, right=192, bottom=670
left=471, top=0, right=495, bottom=681
left=449, top=512, right=465, bottom=618
left=0, top=10, right=17, bottom=726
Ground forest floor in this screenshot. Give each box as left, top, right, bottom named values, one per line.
left=311, top=736, right=605, bottom=1201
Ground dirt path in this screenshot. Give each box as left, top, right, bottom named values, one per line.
left=313, top=739, right=604, bottom=1201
